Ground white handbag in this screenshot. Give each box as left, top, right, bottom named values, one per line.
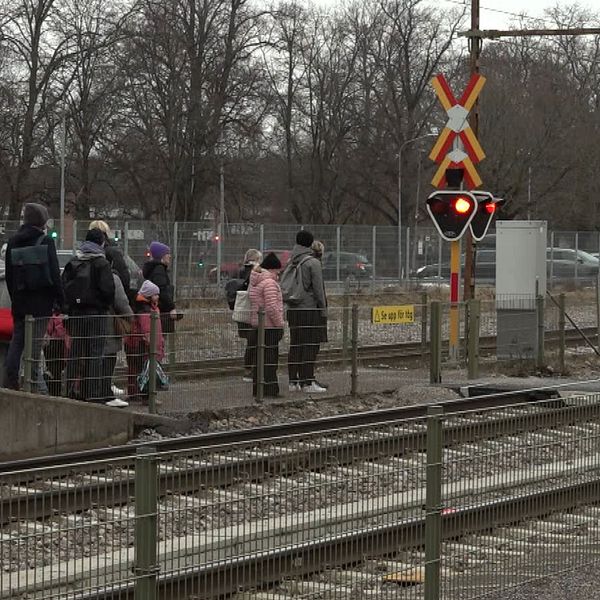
left=232, top=290, right=252, bottom=323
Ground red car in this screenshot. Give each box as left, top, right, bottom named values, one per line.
left=209, top=249, right=292, bottom=282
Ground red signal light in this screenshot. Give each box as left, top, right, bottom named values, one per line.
left=484, top=201, right=496, bottom=215
left=454, top=197, right=472, bottom=214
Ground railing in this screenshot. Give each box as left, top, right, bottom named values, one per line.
left=2, top=395, right=600, bottom=598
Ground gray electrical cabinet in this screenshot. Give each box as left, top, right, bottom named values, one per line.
left=496, top=221, right=547, bottom=359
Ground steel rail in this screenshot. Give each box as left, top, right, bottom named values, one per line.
left=3, top=396, right=597, bottom=525
left=71, top=477, right=600, bottom=600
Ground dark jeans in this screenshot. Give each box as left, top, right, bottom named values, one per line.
left=253, top=328, right=283, bottom=397
left=5, top=315, right=48, bottom=393
left=65, top=315, right=108, bottom=402
left=287, top=309, right=321, bottom=387
left=238, top=322, right=256, bottom=372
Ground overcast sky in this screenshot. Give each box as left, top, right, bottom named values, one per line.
left=308, top=1, right=596, bottom=29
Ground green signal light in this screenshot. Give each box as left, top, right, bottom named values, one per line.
left=50, top=230, right=58, bottom=239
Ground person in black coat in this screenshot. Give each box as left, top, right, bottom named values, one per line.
left=143, top=241, right=177, bottom=335
left=88, top=220, right=131, bottom=296
left=4, top=203, right=64, bottom=392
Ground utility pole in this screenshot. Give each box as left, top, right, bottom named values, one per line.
left=59, top=102, right=66, bottom=250
left=463, top=0, right=481, bottom=301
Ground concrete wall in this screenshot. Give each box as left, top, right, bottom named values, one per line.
left=0, top=390, right=176, bottom=460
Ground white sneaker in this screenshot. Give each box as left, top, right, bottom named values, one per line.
left=105, top=398, right=129, bottom=408
left=111, top=384, right=125, bottom=396
left=242, top=376, right=253, bottom=383
left=289, top=383, right=301, bottom=392
left=302, top=382, right=327, bottom=393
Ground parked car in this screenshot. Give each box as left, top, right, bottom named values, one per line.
left=321, top=251, right=372, bottom=281
left=547, top=248, right=599, bottom=279
left=208, top=249, right=292, bottom=282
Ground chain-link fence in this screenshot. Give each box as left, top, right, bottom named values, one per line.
left=2, top=221, right=600, bottom=297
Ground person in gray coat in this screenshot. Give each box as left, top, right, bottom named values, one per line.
left=285, top=230, right=328, bottom=393
left=100, top=258, right=133, bottom=407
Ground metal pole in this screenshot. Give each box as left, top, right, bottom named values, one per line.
left=449, top=240, right=461, bottom=361
left=351, top=304, right=359, bottom=396
left=124, top=221, right=129, bottom=257
left=134, top=446, right=158, bottom=600
left=398, top=151, right=402, bottom=281
left=220, top=162, right=225, bottom=236
left=216, top=222, right=222, bottom=288
left=558, top=293, right=566, bottom=374
left=371, top=225, right=376, bottom=290
left=430, top=301, right=442, bottom=384
left=549, top=232, right=555, bottom=288
left=527, top=165, right=532, bottom=220
left=148, top=312, right=158, bottom=414
left=424, top=405, right=443, bottom=600
left=336, top=226, right=341, bottom=282
left=23, top=315, right=34, bottom=393
left=59, top=106, right=66, bottom=250
left=421, top=292, right=428, bottom=358
left=259, top=224, right=264, bottom=253
left=536, top=295, right=545, bottom=369
left=172, top=221, right=178, bottom=294
left=467, top=298, right=480, bottom=379
left=574, top=232, right=579, bottom=281
left=71, top=219, right=77, bottom=251
left=256, top=309, right=265, bottom=402
left=405, top=227, right=410, bottom=281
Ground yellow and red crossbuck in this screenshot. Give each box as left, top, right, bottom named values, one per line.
left=429, top=73, right=486, bottom=189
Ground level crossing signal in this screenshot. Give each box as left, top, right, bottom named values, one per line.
left=470, top=192, right=506, bottom=241
left=426, top=190, right=477, bottom=241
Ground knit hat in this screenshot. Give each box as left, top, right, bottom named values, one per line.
left=85, top=228, right=105, bottom=246
left=139, top=280, right=160, bottom=298
left=261, top=252, right=282, bottom=270
left=296, top=230, right=314, bottom=248
left=23, top=203, right=49, bottom=228
left=150, top=241, right=171, bottom=260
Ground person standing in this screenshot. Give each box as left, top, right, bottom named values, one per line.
left=310, top=240, right=329, bottom=388
left=4, top=203, right=63, bottom=392
left=124, top=280, right=164, bottom=403
left=283, top=230, right=327, bottom=393
left=226, top=248, right=262, bottom=382
left=143, top=241, right=176, bottom=360
left=248, top=252, right=284, bottom=398
left=62, top=229, right=115, bottom=402
left=99, top=253, right=133, bottom=408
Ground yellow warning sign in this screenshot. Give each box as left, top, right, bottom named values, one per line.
left=371, top=305, right=415, bottom=325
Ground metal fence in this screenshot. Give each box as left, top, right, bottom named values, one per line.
left=2, top=221, right=600, bottom=296
left=16, top=291, right=600, bottom=414
left=2, top=394, right=600, bottom=598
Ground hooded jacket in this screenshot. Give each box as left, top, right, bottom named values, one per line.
left=62, top=241, right=115, bottom=314
left=5, top=224, right=64, bottom=318
left=249, top=268, right=284, bottom=329
left=285, top=245, right=327, bottom=311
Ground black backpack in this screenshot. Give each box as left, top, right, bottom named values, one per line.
left=225, top=277, right=248, bottom=310
left=11, top=235, right=53, bottom=291
left=62, top=259, right=98, bottom=312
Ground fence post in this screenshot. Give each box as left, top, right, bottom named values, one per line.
left=256, top=309, right=265, bottom=402
left=216, top=222, right=222, bottom=288
left=351, top=304, right=358, bottom=396
left=424, top=405, right=443, bottom=600
left=259, top=224, right=264, bottom=253
left=71, top=219, right=78, bottom=251
left=342, top=291, right=350, bottom=366
left=172, top=221, right=178, bottom=294
left=371, top=225, right=377, bottom=290
left=405, top=226, right=411, bottom=280
left=148, top=312, right=158, bottom=414
left=429, top=301, right=442, bottom=384
left=23, top=315, right=34, bottom=393
left=134, top=446, right=158, bottom=600
left=558, top=293, right=566, bottom=374
left=336, top=227, right=341, bottom=282
left=536, top=295, right=545, bottom=369
left=467, top=299, right=480, bottom=380
left=123, top=221, right=129, bottom=257
left=575, top=232, right=579, bottom=282
left=421, top=292, right=428, bottom=358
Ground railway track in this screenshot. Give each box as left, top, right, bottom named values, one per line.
left=2, top=390, right=600, bottom=598
left=153, top=326, right=597, bottom=379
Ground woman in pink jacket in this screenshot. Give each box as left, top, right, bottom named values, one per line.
left=248, top=252, right=284, bottom=398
